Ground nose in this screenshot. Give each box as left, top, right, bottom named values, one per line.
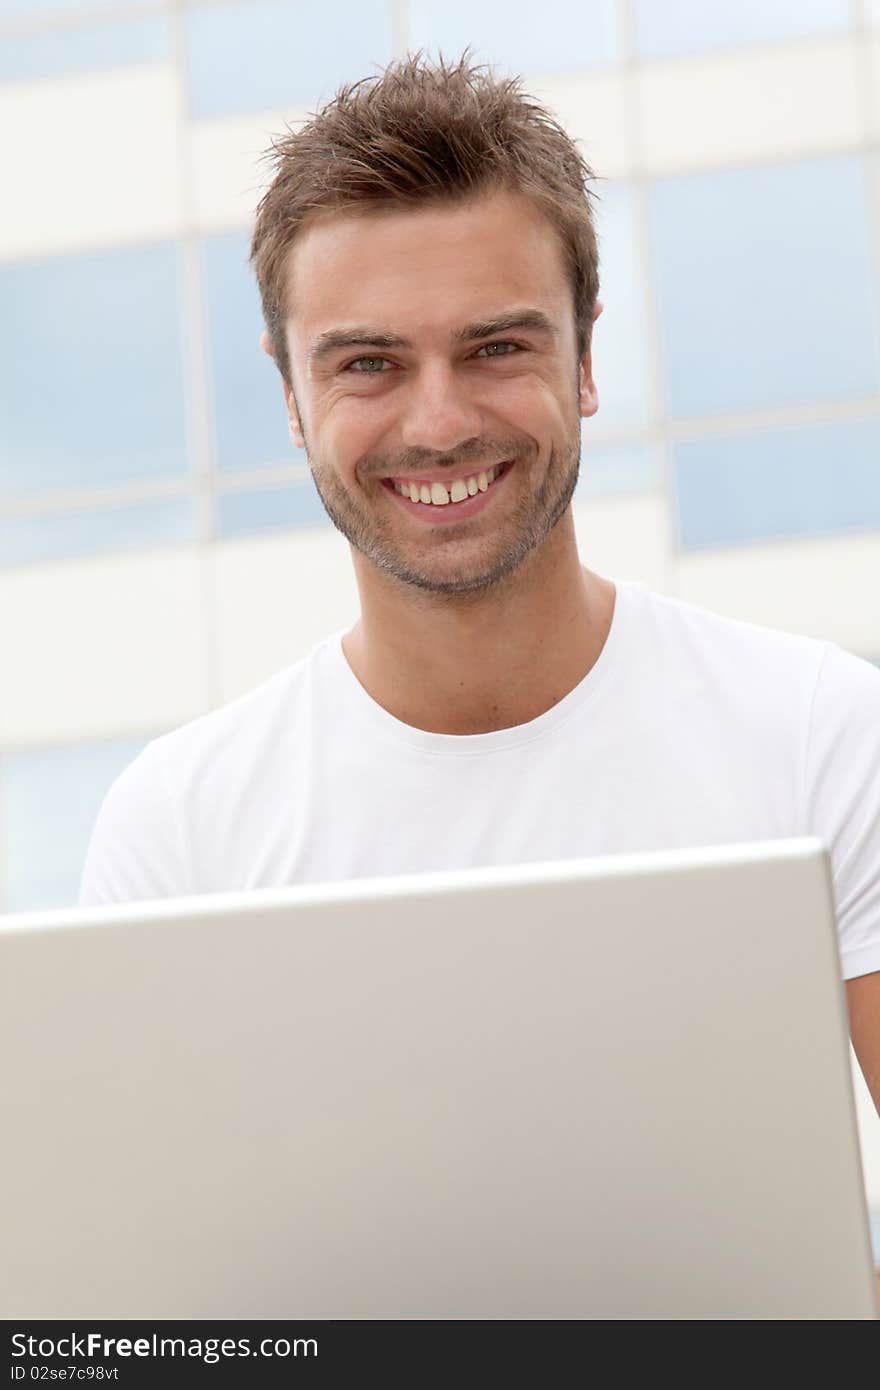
left=398, top=361, right=485, bottom=454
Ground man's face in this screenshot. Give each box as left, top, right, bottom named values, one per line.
left=274, top=187, right=599, bottom=596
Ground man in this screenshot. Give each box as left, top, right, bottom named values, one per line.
left=79, top=54, right=880, bottom=1120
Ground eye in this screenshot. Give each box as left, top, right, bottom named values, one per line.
left=341, top=341, right=525, bottom=375
left=475, top=341, right=522, bottom=358
left=344, top=356, right=393, bottom=374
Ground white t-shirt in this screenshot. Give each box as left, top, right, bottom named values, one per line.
left=79, top=577, right=880, bottom=981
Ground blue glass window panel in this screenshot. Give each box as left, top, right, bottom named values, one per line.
left=0, top=497, right=197, bottom=569
left=216, top=479, right=330, bottom=536
left=185, top=0, right=391, bottom=120
left=201, top=232, right=299, bottom=473
left=634, top=0, right=849, bottom=58
left=592, top=183, right=651, bottom=432
left=673, top=414, right=880, bottom=550
left=1, top=734, right=154, bottom=913
left=0, top=14, right=170, bottom=83
left=0, top=244, right=189, bottom=499
left=577, top=438, right=659, bottom=497
left=649, top=155, right=879, bottom=420
left=410, top=0, right=620, bottom=73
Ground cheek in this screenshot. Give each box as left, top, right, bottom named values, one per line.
left=318, top=397, right=396, bottom=473
left=492, top=373, right=565, bottom=419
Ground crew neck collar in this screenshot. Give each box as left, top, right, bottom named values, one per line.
left=322, top=576, right=636, bottom=756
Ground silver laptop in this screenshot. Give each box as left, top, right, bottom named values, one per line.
left=0, top=837, right=876, bottom=1319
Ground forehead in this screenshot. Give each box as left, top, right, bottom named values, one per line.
left=282, top=189, right=571, bottom=344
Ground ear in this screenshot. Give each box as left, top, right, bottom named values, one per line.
left=578, top=299, right=602, bottom=420
left=261, top=330, right=305, bottom=450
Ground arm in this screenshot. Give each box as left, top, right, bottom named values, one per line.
left=805, top=646, right=880, bottom=1109
left=846, top=971, right=880, bottom=1118
left=845, top=972, right=880, bottom=1302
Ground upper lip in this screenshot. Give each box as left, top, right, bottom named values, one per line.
left=383, top=461, right=510, bottom=486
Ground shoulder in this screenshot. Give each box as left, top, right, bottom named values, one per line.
left=811, top=638, right=880, bottom=705
left=147, top=630, right=343, bottom=786
left=91, top=629, right=342, bottom=836
left=78, top=633, right=344, bottom=905
left=625, top=580, right=823, bottom=661
left=618, top=580, right=829, bottom=699
left=806, top=640, right=880, bottom=769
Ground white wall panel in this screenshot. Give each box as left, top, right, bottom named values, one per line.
left=636, top=38, right=863, bottom=174
left=868, top=32, right=880, bottom=139
left=191, top=106, right=309, bottom=232
left=529, top=70, right=633, bottom=179
left=572, top=490, right=674, bottom=593
left=0, top=548, right=208, bottom=745
left=674, top=531, right=880, bottom=656
left=209, top=526, right=360, bottom=703
left=0, top=65, right=183, bottom=261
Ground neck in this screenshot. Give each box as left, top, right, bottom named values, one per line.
left=341, top=514, right=616, bottom=735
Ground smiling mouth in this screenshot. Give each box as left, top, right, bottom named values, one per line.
left=379, top=460, right=514, bottom=526
left=382, top=461, right=509, bottom=507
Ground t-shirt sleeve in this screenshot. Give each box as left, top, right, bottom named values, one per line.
left=78, top=738, right=191, bottom=907
left=805, top=642, right=880, bottom=981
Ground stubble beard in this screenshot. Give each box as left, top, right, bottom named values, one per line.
left=301, top=416, right=583, bottom=599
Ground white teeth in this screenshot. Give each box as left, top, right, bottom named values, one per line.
left=430, top=481, right=449, bottom=506
left=393, top=464, right=505, bottom=505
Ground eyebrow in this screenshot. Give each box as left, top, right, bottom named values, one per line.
left=307, top=309, right=557, bottom=368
